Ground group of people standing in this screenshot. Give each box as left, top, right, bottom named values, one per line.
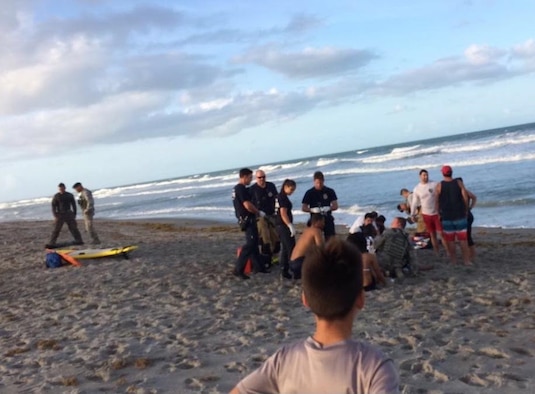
left=232, top=164, right=478, bottom=282
left=232, top=169, right=337, bottom=280
left=45, top=182, right=100, bottom=248
left=400, top=166, right=477, bottom=265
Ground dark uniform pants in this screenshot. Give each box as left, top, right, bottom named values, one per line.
left=49, top=212, right=83, bottom=244
left=276, top=224, right=295, bottom=274
left=235, top=218, right=262, bottom=273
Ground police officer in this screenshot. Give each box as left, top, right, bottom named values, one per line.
left=250, top=170, right=278, bottom=216
left=301, top=171, right=339, bottom=240
left=47, top=182, right=84, bottom=248
left=232, top=168, right=267, bottom=279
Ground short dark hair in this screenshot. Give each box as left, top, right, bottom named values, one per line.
left=396, top=217, right=407, bottom=229
left=239, top=168, right=253, bottom=178
left=72, top=182, right=82, bottom=188
left=58, top=183, right=65, bottom=188
left=303, top=238, right=363, bottom=320
left=397, top=204, right=404, bottom=212
left=280, top=179, right=296, bottom=194
left=419, top=169, right=428, bottom=176
left=347, top=232, right=367, bottom=254
left=400, top=188, right=408, bottom=195
left=376, top=215, right=386, bottom=224
left=313, top=171, right=324, bottom=181
left=364, top=212, right=377, bottom=220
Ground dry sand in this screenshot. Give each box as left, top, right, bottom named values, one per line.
left=0, top=219, right=534, bottom=393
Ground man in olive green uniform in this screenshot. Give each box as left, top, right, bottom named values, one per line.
left=47, top=183, right=84, bottom=247
left=73, top=182, right=101, bottom=245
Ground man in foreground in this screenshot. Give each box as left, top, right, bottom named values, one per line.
left=231, top=237, right=399, bottom=393
left=72, top=182, right=101, bottom=245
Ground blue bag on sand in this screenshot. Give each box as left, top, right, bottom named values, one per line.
left=45, top=252, right=63, bottom=268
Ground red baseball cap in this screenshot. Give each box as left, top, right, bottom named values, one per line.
left=441, top=165, right=452, bottom=176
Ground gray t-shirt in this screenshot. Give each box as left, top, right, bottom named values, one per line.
left=236, top=336, right=399, bottom=394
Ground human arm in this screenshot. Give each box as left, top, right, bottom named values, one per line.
left=280, top=207, right=295, bottom=237
left=457, top=180, right=469, bottom=215
left=84, top=190, right=95, bottom=212
left=330, top=200, right=339, bottom=212
left=313, top=229, right=324, bottom=246
left=434, top=182, right=442, bottom=217
left=466, top=189, right=477, bottom=209
left=410, top=189, right=419, bottom=219
left=371, top=254, right=386, bottom=286
left=51, top=195, right=58, bottom=217
left=243, top=201, right=260, bottom=216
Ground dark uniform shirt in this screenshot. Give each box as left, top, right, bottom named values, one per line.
left=301, top=186, right=337, bottom=212
left=233, top=184, right=253, bottom=219
left=439, top=180, right=466, bottom=221
left=51, top=192, right=77, bottom=216
left=275, top=192, right=293, bottom=224
left=250, top=182, right=278, bottom=215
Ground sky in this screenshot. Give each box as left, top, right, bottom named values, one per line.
left=1, top=0, right=535, bottom=203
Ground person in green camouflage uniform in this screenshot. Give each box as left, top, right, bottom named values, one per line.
left=73, top=182, right=101, bottom=245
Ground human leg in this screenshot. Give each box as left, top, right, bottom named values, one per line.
left=323, top=214, right=336, bottom=240
left=423, top=214, right=440, bottom=255
left=235, top=220, right=264, bottom=275
left=84, top=212, right=100, bottom=244
left=467, top=210, right=475, bottom=261
left=66, top=213, right=83, bottom=243
left=48, top=216, right=66, bottom=245
left=277, top=225, right=294, bottom=279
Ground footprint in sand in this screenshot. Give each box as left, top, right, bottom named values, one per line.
left=460, top=372, right=489, bottom=387
left=509, top=347, right=533, bottom=357
left=225, top=361, right=247, bottom=373
left=478, top=347, right=510, bottom=359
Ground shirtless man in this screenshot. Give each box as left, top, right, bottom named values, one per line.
left=289, top=214, right=325, bottom=280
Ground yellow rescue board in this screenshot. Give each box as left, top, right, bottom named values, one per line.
left=56, top=245, right=138, bottom=259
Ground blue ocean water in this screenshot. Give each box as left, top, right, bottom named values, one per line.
left=2, top=122, right=535, bottom=228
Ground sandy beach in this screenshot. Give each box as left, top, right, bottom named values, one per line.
left=1, top=219, right=534, bottom=393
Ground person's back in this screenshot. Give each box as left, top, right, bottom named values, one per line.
left=288, top=213, right=324, bottom=279
left=231, top=238, right=399, bottom=393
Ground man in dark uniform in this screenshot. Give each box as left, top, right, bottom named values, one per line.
left=47, top=183, right=84, bottom=248
left=250, top=170, right=278, bottom=216
left=301, top=171, right=339, bottom=240
left=250, top=169, right=279, bottom=268
left=232, top=168, right=267, bottom=280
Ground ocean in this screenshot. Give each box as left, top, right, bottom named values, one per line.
left=2, top=122, right=535, bottom=229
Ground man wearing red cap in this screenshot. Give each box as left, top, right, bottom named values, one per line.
left=435, top=165, right=471, bottom=265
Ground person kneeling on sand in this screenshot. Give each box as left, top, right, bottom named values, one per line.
left=375, top=217, right=413, bottom=279
left=288, top=213, right=324, bottom=280
left=347, top=232, right=386, bottom=291
left=230, top=237, right=400, bottom=393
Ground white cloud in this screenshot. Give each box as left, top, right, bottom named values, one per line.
left=512, top=38, right=535, bottom=58
left=464, top=44, right=505, bottom=65
left=235, top=45, right=377, bottom=79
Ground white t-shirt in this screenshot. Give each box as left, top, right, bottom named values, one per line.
left=411, top=181, right=438, bottom=216
left=236, top=336, right=399, bottom=394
